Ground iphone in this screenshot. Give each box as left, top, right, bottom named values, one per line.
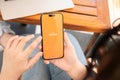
left=41, top=13, right=64, bottom=60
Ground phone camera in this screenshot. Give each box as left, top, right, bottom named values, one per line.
left=49, top=14, right=55, bottom=17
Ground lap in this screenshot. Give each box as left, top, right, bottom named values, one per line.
left=21, top=32, right=87, bottom=80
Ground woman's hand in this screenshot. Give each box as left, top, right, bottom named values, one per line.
left=44, top=33, right=80, bottom=71
left=43, top=33, right=87, bottom=80
left=0, top=35, right=42, bottom=80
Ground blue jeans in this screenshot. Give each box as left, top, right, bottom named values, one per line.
left=21, top=32, right=87, bottom=80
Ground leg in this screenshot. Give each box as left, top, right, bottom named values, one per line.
left=49, top=32, right=87, bottom=80
left=21, top=58, right=50, bottom=80
left=67, top=32, right=87, bottom=65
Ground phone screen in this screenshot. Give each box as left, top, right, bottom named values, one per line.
left=41, top=13, right=64, bottom=60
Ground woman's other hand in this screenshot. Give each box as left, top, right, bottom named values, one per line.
left=0, top=35, right=42, bottom=80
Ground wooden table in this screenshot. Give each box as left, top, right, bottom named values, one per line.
left=0, top=0, right=112, bottom=33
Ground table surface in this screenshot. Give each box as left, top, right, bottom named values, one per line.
left=0, top=0, right=111, bottom=33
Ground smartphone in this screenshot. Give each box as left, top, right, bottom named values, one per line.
left=41, top=13, right=64, bottom=60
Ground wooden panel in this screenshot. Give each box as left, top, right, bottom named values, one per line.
left=62, top=12, right=109, bottom=32
left=96, top=0, right=110, bottom=27
left=63, top=5, right=97, bottom=16
left=73, top=0, right=96, bottom=7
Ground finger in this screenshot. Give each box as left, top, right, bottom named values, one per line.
left=17, top=35, right=34, bottom=51
left=24, top=36, right=42, bottom=58
left=6, top=35, right=19, bottom=49
left=38, top=45, right=42, bottom=50
left=44, top=60, right=50, bottom=64
left=27, top=52, right=42, bottom=70
left=11, top=36, right=24, bottom=49
left=64, top=32, right=73, bottom=47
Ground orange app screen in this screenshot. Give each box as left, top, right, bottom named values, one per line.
left=41, top=13, right=64, bottom=59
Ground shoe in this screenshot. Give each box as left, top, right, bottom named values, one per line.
left=0, top=21, right=15, bottom=51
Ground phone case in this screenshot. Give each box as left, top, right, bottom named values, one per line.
left=40, top=13, right=64, bottom=60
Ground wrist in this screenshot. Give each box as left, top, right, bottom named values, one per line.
left=67, top=61, right=87, bottom=80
